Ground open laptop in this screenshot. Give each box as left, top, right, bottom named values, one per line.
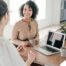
left=34, top=31, right=65, bottom=55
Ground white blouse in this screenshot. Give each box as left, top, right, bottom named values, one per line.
left=0, top=37, right=26, bottom=66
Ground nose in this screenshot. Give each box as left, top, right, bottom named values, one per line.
left=25, top=10, right=30, bottom=14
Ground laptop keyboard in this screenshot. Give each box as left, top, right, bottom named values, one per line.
left=42, top=46, right=59, bottom=52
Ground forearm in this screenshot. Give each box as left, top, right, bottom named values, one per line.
left=12, top=39, right=29, bottom=46
left=26, top=60, right=31, bottom=66
left=26, top=50, right=36, bottom=66
left=34, top=35, right=39, bottom=45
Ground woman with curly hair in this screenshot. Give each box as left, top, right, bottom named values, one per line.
left=12, top=0, right=39, bottom=57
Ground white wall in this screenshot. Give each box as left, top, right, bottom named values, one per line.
left=37, top=0, right=53, bottom=29
left=51, top=0, right=61, bottom=25
left=38, top=0, right=61, bottom=30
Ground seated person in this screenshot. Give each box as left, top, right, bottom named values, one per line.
left=12, top=0, right=39, bottom=61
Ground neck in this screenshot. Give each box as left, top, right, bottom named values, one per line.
left=23, top=17, right=31, bottom=23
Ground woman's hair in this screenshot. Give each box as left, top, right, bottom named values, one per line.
left=0, top=0, right=8, bottom=21
left=19, top=1, right=38, bottom=19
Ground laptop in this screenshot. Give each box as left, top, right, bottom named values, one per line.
left=34, top=31, right=65, bottom=55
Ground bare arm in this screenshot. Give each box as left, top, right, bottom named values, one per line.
left=34, top=30, right=39, bottom=45
left=33, top=22, right=39, bottom=45
left=12, top=23, right=29, bottom=46
left=26, top=50, right=36, bottom=66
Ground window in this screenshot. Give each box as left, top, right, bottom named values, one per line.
left=34, top=0, right=46, bottom=20
left=10, top=0, right=46, bottom=25
left=64, top=1, right=66, bottom=9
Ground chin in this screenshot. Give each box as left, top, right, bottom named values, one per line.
left=25, top=16, right=31, bottom=18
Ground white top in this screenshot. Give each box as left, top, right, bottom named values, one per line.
left=0, top=37, right=26, bottom=66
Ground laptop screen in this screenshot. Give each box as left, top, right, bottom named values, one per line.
left=47, top=32, right=65, bottom=49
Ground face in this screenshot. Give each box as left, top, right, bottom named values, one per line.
left=23, top=4, right=33, bottom=19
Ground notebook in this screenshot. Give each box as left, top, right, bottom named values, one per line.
left=34, top=31, right=65, bottom=55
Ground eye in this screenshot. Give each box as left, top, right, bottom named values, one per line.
left=24, top=8, right=27, bottom=11
left=29, top=9, right=32, bottom=11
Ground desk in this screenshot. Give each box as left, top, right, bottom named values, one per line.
left=34, top=42, right=66, bottom=66
left=35, top=51, right=66, bottom=66
left=20, top=44, right=66, bottom=66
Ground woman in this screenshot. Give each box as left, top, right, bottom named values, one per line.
left=12, top=1, right=39, bottom=59
left=0, top=0, right=36, bottom=66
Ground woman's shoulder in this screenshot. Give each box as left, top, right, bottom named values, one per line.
left=14, top=19, right=23, bottom=27
left=15, top=19, right=23, bottom=24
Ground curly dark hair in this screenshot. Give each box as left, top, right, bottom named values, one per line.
left=0, top=0, right=8, bottom=21
left=19, top=1, right=38, bottom=19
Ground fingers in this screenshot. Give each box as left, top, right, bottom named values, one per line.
left=17, top=45, right=24, bottom=52
left=28, top=50, right=36, bottom=63
left=30, top=50, right=36, bottom=59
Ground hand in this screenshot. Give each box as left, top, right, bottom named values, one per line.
left=26, top=50, right=36, bottom=66
left=29, top=39, right=38, bottom=47
left=17, top=42, right=31, bottom=52
left=20, top=42, right=32, bottom=47
left=17, top=42, right=26, bottom=52
left=17, top=44, right=24, bottom=52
